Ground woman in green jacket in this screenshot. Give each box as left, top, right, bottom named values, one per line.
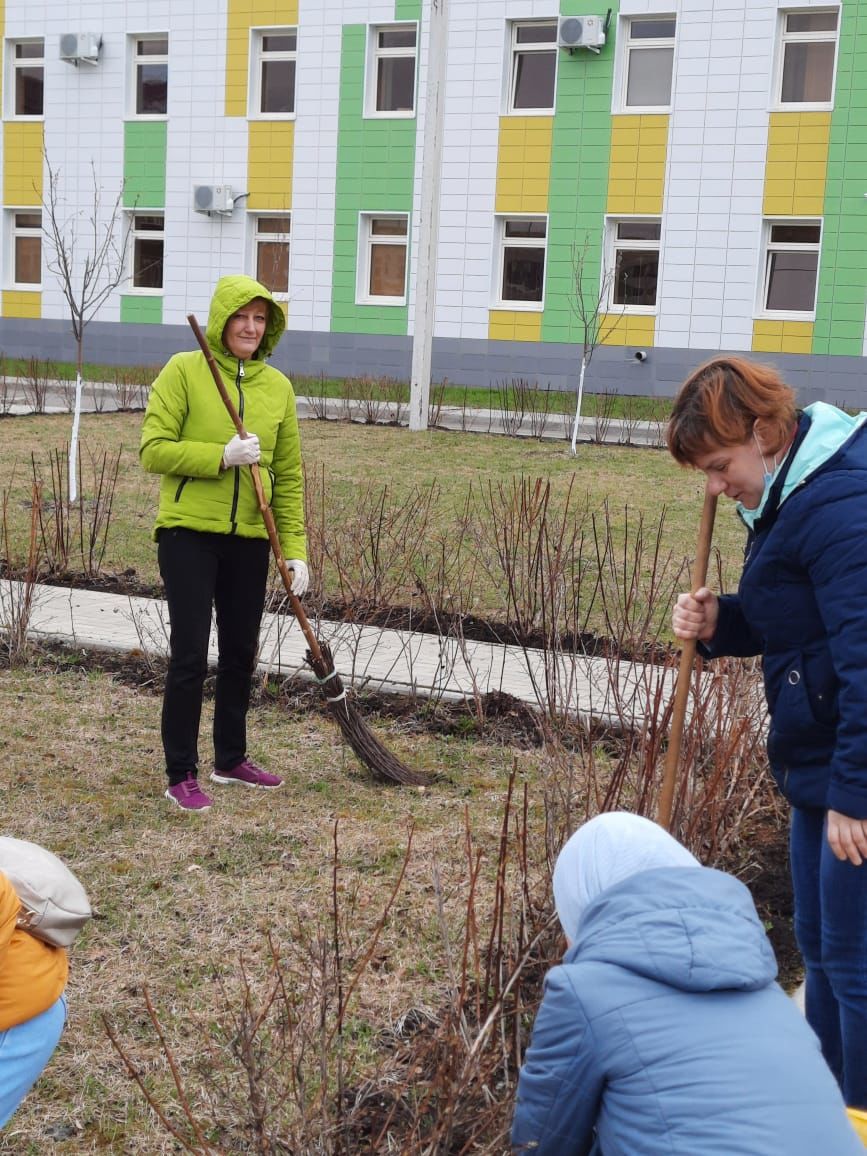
left=140, top=275, right=307, bottom=811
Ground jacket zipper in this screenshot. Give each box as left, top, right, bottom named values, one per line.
left=229, top=360, right=245, bottom=534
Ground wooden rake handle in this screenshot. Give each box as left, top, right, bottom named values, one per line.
left=186, top=313, right=324, bottom=667
left=657, top=485, right=718, bottom=831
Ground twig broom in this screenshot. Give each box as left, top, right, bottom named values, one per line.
left=188, top=314, right=429, bottom=787
left=657, top=484, right=718, bottom=830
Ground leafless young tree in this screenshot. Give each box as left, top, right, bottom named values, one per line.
left=40, top=155, right=135, bottom=499
left=569, top=234, right=624, bottom=455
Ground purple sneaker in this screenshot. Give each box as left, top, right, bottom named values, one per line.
left=165, top=774, right=213, bottom=811
left=210, top=759, right=283, bottom=789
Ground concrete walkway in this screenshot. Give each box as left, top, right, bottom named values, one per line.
left=1, top=578, right=679, bottom=728
left=3, top=379, right=667, bottom=447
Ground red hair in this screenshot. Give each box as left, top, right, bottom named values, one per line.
left=667, top=356, right=797, bottom=466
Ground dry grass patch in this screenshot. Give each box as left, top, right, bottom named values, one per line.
left=0, top=664, right=554, bottom=1154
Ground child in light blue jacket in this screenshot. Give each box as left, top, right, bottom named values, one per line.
left=512, top=813, right=863, bottom=1155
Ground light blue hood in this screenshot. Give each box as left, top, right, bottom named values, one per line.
left=739, top=402, right=867, bottom=529
left=571, top=865, right=777, bottom=992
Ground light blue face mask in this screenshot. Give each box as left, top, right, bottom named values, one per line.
left=737, top=431, right=779, bottom=530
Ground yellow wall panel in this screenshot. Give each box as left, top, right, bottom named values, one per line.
left=607, top=114, right=667, bottom=216
left=225, top=0, right=299, bottom=117
left=247, top=120, right=293, bottom=209
left=3, top=122, right=43, bottom=204
left=488, top=310, right=543, bottom=342
left=2, top=290, right=41, bottom=319
left=763, top=112, right=830, bottom=217
left=600, top=312, right=655, bottom=347
left=495, top=116, right=553, bottom=214
left=752, top=319, right=814, bottom=354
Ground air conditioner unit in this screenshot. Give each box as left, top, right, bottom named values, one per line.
left=193, top=185, right=235, bottom=215
left=59, top=32, right=101, bottom=65
left=558, top=15, right=606, bottom=51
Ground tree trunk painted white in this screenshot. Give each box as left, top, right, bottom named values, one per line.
left=69, top=371, right=83, bottom=503
left=409, top=0, right=448, bottom=432
left=570, top=356, right=588, bottom=455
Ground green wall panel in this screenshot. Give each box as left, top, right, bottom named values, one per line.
left=813, top=0, right=867, bottom=356
left=123, top=122, right=167, bottom=208
left=120, top=295, right=163, bottom=325
left=331, top=25, right=416, bottom=336
left=395, top=0, right=421, bottom=18
left=541, top=2, right=616, bottom=344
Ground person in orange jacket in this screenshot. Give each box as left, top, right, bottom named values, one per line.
left=0, top=870, right=68, bottom=1127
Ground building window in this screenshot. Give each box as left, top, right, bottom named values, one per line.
left=132, top=35, right=168, bottom=116
left=608, top=219, right=661, bottom=309
left=10, top=211, right=41, bottom=286
left=496, top=217, right=547, bottom=307
left=777, top=10, right=839, bottom=106
left=367, top=25, right=416, bottom=115
left=508, top=22, right=558, bottom=113
left=250, top=28, right=296, bottom=116
left=358, top=214, right=409, bottom=304
left=621, top=16, right=676, bottom=110
left=761, top=220, right=821, bottom=314
left=8, top=40, right=44, bottom=117
left=253, top=214, right=291, bottom=295
left=130, top=213, right=164, bottom=290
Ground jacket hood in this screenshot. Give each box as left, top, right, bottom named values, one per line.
left=738, top=402, right=867, bottom=529
left=568, top=866, right=777, bottom=993
left=205, top=275, right=285, bottom=361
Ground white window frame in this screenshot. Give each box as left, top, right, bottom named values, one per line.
left=6, top=209, right=42, bottom=289
left=605, top=216, right=662, bottom=313
left=773, top=8, right=839, bottom=111
left=6, top=38, right=44, bottom=120
left=248, top=27, right=297, bottom=119
left=506, top=20, right=558, bottom=115
left=758, top=218, right=822, bottom=320
left=493, top=215, right=548, bottom=311
left=127, top=211, right=165, bottom=293
left=128, top=34, right=168, bottom=119
left=365, top=24, right=417, bottom=118
left=249, top=212, right=291, bottom=299
left=356, top=213, right=410, bottom=305
left=616, top=15, right=676, bottom=113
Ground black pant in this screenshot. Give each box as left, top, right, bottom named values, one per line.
left=158, top=528, right=270, bottom=785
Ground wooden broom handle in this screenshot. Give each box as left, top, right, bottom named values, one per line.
left=186, top=314, right=324, bottom=665
left=657, top=485, right=718, bottom=831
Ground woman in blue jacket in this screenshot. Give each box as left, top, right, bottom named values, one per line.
left=511, top=812, right=862, bottom=1155
left=668, top=356, right=867, bottom=1110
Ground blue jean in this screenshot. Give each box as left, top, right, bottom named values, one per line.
left=791, top=806, right=867, bottom=1108
left=0, top=995, right=66, bottom=1128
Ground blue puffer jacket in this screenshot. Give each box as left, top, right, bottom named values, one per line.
left=511, top=867, right=861, bottom=1155
left=702, top=405, right=867, bottom=817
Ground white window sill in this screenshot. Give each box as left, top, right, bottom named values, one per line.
left=363, top=109, right=416, bottom=120
left=493, top=300, right=545, bottom=312
left=6, top=284, right=42, bottom=291
left=356, top=295, right=407, bottom=307
left=615, top=105, right=672, bottom=116
left=755, top=310, right=816, bottom=323
left=606, top=304, right=657, bottom=315
left=126, top=287, right=164, bottom=297
left=771, top=102, right=834, bottom=114
left=3, top=115, right=44, bottom=123
left=505, top=107, right=555, bottom=117
left=125, top=115, right=168, bottom=123
left=247, top=112, right=296, bottom=122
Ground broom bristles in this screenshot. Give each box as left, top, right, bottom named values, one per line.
left=306, top=645, right=431, bottom=787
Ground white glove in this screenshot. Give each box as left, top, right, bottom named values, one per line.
left=286, top=560, right=309, bottom=597
left=222, top=433, right=260, bottom=468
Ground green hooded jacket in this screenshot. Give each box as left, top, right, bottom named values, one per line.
left=140, top=275, right=306, bottom=561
